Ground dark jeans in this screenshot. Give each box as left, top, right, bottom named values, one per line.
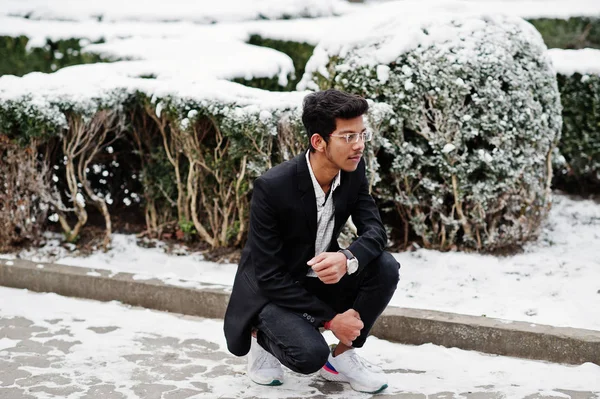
left=254, top=251, right=400, bottom=375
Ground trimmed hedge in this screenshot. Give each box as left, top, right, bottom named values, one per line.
left=0, top=74, right=395, bottom=250
left=0, top=36, right=106, bottom=77
left=554, top=73, right=600, bottom=194
left=300, top=14, right=562, bottom=251
left=0, top=135, right=50, bottom=250
left=0, top=89, right=280, bottom=248
left=528, top=17, right=600, bottom=50
left=234, top=35, right=315, bottom=91
left=4, top=10, right=600, bottom=252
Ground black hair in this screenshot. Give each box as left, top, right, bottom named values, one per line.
left=301, top=89, right=369, bottom=151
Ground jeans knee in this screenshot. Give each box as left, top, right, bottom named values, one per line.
left=290, top=342, right=330, bottom=375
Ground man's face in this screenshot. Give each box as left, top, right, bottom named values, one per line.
left=324, top=116, right=366, bottom=172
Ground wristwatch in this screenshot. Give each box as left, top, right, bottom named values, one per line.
left=339, top=249, right=359, bottom=275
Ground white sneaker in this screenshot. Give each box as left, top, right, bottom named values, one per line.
left=319, top=345, right=387, bottom=394
left=247, top=336, right=284, bottom=386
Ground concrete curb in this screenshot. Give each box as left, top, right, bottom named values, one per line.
left=1, top=259, right=599, bottom=366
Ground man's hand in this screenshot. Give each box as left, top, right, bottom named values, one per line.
left=328, top=309, right=363, bottom=346
left=307, top=252, right=347, bottom=284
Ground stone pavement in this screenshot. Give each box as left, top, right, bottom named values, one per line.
left=1, top=287, right=599, bottom=399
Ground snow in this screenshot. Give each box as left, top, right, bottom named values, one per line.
left=549, top=48, right=600, bottom=77
left=83, top=37, right=296, bottom=85
left=364, top=0, right=600, bottom=19
left=1, top=286, right=599, bottom=397
left=300, top=2, right=549, bottom=90
left=0, top=0, right=356, bottom=24
left=0, top=64, right=308, bottom=129
left=442, top=143, right=457, bottom=153
left=0, top=15, right=341, bottom=49
left=0, top=0, right=599, bottom=334
left=0, top=0, right=597, bottom=106
left=0, top=0, right=597, bottom=59
left=4, top=193, right=600, bottom=332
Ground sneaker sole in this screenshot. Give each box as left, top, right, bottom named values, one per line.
left=319, top=367, right=387, bottom=394
left=250, top=377, right=283, bottom=386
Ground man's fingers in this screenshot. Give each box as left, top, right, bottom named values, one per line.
left=307, top=252, right=328, bottom=266
left=315, top=267, right=337, bottom=278
left=319, top=269, right=344, bottom=283
left=311, top=260, right=331, bottom=272
left=307, top=253, right=325, bottom=266
left=306, top=254, right=323, bottom=266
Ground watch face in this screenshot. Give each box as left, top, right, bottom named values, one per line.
left=348, top=258, right=359, bottom=274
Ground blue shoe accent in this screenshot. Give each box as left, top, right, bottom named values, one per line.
left=323, top=360, right=338, bottom=374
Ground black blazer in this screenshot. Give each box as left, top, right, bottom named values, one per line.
left=223, top=152, right=387, bottom=356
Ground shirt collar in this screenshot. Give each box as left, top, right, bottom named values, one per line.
left=305, top=150, right=341, bottom=198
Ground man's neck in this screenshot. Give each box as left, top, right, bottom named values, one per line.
left=308, top=151, right=339, bottom=191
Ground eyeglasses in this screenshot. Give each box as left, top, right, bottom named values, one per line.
left=329, top=131, right=373, bottom=144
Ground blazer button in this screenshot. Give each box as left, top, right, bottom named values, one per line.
left=303, top=313, right=307, bottom=318
left=310, top=317, right=315, bottom=323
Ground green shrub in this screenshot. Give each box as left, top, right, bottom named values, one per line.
left=0, top=70, right=303, bottom=249
left=554, top=72, right=600, bottom=194
left=301, top=13, right=562, bottom=251
left=528, top=17, right=600, bottom=49
left=143, top=94, right=283, bottom=247
left=0, top=36, right=107, bottom=77
left=234, top=35, right=315, bottom=91
left=232, top=76, right=286, bottom=92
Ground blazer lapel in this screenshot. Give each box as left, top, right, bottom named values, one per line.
left=297, top=153, right=317, bottom=240
left=333, top=171, right=348, bottom=232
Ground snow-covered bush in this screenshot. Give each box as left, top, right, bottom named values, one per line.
left=528, top=17, right=600, bottom=50
left=549, top=49, right=600, bottom=194
left=0, top=65, right=311, bottom=249
left=0, top=83, right=128, bottom=249
left=0, top=36, right=106, bottom=77
left=301, top=10, right=562, bottom=251
left=555, top=73, right=600, bottom=194
left=129, top=88, right=394, bottom=248
left=235, top=35, right=316, bottom=92
left=137, top=93, right=290, bottom=248
left=0, top=137, right=51, bottom=250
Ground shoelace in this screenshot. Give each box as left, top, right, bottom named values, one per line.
left=257, top=348, right=280, bottom=370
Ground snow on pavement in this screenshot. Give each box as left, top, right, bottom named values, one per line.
left=4, top=193, right=600, bottom=332
left=0, top=286, right=598, bottom=398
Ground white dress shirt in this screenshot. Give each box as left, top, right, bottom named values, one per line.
left=305, top=150, right=341, bottom=277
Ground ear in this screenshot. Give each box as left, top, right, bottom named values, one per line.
left=310, top=133, right=326, bottom=152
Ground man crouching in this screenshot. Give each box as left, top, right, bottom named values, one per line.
left=224, top=89, right=400, bottom=393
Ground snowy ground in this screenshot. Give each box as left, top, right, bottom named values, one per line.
left=0, top=286, right=598, bottom=399
left=3, top=193, right=600, bottom=332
